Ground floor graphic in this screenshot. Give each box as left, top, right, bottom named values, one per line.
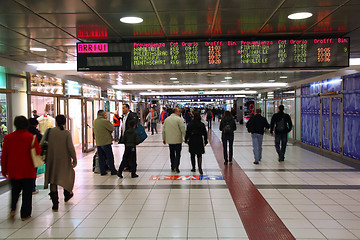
left=150, top=175, right=224, bottom=180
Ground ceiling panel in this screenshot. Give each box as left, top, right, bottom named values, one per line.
left=86, top=0, right=154, bottom=13
left=153, top=0, right=218, bottom=11
left=0, top=13, right=59, bottom=28
left=281, top=0, right=347, bottom=8
left=9, top=27, right=77, bottom=39
left=0, top=0, right=27, bottom=14
left=16, top=0, right=92, bottom=13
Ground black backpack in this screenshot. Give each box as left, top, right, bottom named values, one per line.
left=223, top=120, right=232, bottom=134
left=275, top=117, right=286, bottom=133
left=246, top=118, right=255, bottom=133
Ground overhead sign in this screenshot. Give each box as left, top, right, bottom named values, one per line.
left=77, top=38, right=349, bottom=71
left=160, top=94, right=235, bottom=100
left=150, top=175, right=225, bottom=180
left=77, top=43, right=108, bottom=53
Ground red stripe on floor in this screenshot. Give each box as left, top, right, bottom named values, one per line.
left=209, top=131, right=295, bottom=240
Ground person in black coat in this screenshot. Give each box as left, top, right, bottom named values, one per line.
left=185, top=112, right=208, bottom=175
left=270, top=105, right=293, bottom=162
left=219, top=111, right=237, bottom=165
left=246, top=109, right=270, bottom=164
left=28, top=118, right=43, bottom=194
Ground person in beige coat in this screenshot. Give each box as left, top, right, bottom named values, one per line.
left=162, top=108, right=186, bottom=173
left=41, top=115, right=77, bottom=212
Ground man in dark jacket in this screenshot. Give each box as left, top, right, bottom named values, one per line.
left=119, top=104, right=138, bottom=143
left=246, top=109, right=270, bottom=164
left=118, top=120, right=140, bottom=178
left=270, top=105, right=293, bottom=162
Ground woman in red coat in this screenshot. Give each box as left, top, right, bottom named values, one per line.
left=1, top=116, right=42, bottom=221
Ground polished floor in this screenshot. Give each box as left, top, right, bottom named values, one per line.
left=0, top=122, right=360, bottom=239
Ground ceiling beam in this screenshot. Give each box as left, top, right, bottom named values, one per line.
left=12, top=0, right=83, bottom=42
left=210, top=0, right=221, bottom=38
left=301, top=0, right=351, bottom=35
left=258, top=0, right=286, bottom=33
left=149, top=0, right=168, bottom=38
left=81, top=0, right=124, bottom=40
left=0, top=23, right=75, bottom=58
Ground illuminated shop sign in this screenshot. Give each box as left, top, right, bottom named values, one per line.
left=77, top=38, right=349, bottom=71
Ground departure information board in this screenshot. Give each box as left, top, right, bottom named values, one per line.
left=77, top=38, right=349, bottom=71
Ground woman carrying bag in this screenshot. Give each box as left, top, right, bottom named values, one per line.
left=1, top=116, right=42, bottom=221
left=41, top=115, right=77, bottom=212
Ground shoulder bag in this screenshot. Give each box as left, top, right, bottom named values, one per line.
left=31, top=135, right=45, bottom=167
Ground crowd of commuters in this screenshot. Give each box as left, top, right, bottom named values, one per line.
left=0, top=103, right=292, bottom=221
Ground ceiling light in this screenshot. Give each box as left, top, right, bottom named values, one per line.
left=280, top=76, right=288, bottom=79
left=170, top=77, right=178, bottom=80
left=30, top=47, right=47, bottom=52
left=224, top=77, right=232, bottom=80
left=288, top=12, right=313, bottom=20
left=221, top=80, right=227, bottom=83
left=173, top=81, right=179, bottom=83
left=268, top=79, right=276, bottom=82
left=147, top=89, right=152, bottom=92
left=120, top=16, right=143, bottom=24
left=112, top=82, right=287, bottom=90
left=126, top=81, right=133, bottom=84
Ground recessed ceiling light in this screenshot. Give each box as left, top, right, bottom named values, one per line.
left=120, top=16, right=143, bottom=24
left=126, top=81, right=133, bottom=84
left=280, top=76, right=288, bottom=79
left=147, top=89, right=152, bottom=92
left=173, top=81, right=180, bottom=83
left=170, top=77, right=177, bottom=80
left=245, top=88, right=250, bottom=90
left=30, top=47, right=47, bottom=52
left=288, top=12, right=312, bottom=20
left=221, top=80, right=227, bottom=83
left=268, top=80, right=276, bottom=82
left=224, top=77, right=232, bottom=80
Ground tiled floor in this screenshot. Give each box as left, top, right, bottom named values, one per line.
left=0, top=122, right=360, bottom=239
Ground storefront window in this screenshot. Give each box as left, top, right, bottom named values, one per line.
left=68, top=99, right=82, bottom=148
left=0, top=93, right=8, bottom=181
left=0, top=66, right=7, bottom=89
left=31, top=96, right=56, bottom=134
left=31, top=74, right=63, bottom=95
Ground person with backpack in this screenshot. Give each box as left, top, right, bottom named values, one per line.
left=219, top=111, right=237, bottom=165
left=206, top=110, right=213, bottom=129
left=246, top=109, right=270, bottom=164
left=270, top=105, right=293, bottom=162
left=185, top=112, right=208, bottom=175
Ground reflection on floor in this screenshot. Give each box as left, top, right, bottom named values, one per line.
left=0, top=122, right=359, bottom=239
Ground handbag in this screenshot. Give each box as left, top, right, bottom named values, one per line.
left=40, top=128, right=51, bottom=162
left=31, top=135, right=45, bottom=167
left=136, top=124, right=147, bottom=143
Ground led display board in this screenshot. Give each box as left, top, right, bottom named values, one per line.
left=77, top=38, right=349, bottom=71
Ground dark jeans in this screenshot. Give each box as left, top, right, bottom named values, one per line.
left=118, top=146, right=137, bottom=174
left=169, top=144, right=182, bottom=170
left=11, top=178, right=34, bottom=218
left=151, top=122, right=158, bottom=134
left=207, top=119, right=212, bottom=129
left=97, top=144, right=117, bottom=174
left=222, top=134, right=234, bottom=163
left=275, top=133, right=288, bottom=158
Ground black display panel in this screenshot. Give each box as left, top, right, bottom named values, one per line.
left=77, top=38, right=349, bottom=71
